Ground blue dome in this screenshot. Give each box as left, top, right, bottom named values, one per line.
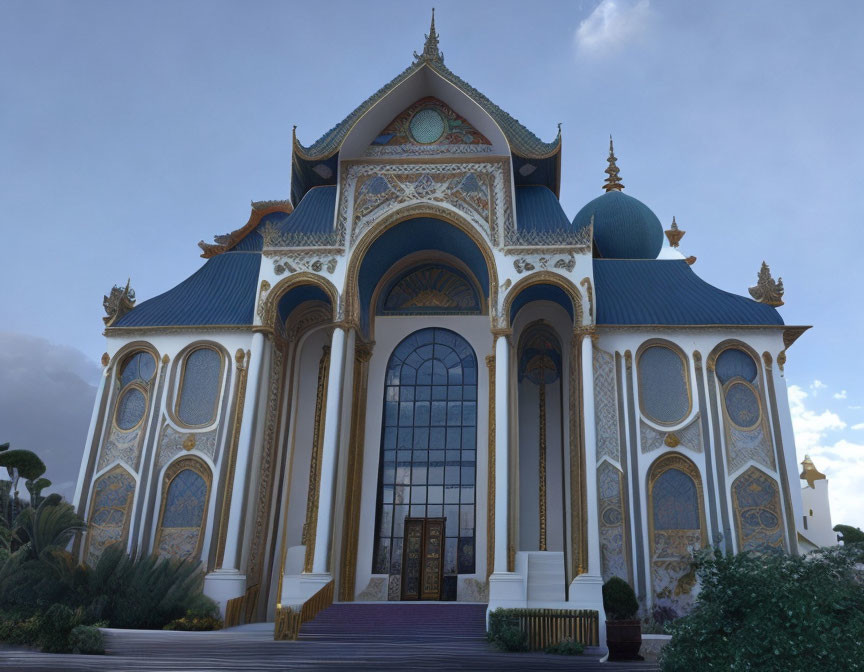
left=573, top=190, right=663, bottom=259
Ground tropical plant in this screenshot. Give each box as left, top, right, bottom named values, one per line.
left=659, top=545, right=864, bottom=672
left=13, top=494, right=86, bottom=561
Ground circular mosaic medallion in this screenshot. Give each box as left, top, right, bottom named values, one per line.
left=725, top=381, right=760, bottom=429
left=409, top=108, right=446, bottom=144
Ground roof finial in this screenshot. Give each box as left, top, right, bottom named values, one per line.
left=414, top=8, right=444, bottom=64
left=604, top=135, right=624, bottom=192
left=748, top=261, right=785, bottom=306
left=800, top=455, right=826, bottom=488
left=665, top=215, right=685, bottom=248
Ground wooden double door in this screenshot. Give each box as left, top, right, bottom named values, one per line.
left=401, top=518, right=445, bottom=600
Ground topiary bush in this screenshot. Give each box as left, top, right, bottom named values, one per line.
left=660, top=545, right=864, bottom=672
left=164, top=615, right=223, bottom=631
left=68, top=625, right=104, bottom=654
left=602, top=577, right=639, bottom=620
left=544, top=637, right=584, bottom=655
left=487, top=608, right=529, bottom=652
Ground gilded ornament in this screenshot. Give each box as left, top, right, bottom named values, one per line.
left=748, top=261, right=784, bottom=306
left=777, top=350, right=787, bottom=371
left=102, top=279, right=136, bottom=326
left=580, top=277, right=594, bottom=323
left=101, top=352, right=110, bottom=367
left=235, top=348, right=245, bottom=367
left=800, top=455, right=827, bottom=488
left=413, top=8, right=444, bottom=64
left=199, top=199, right=293, bottom=259
left=256, top=280, right=271, bottom=321
left=182, top=434, right=196, bottom=451
left=513, top=258, right=535, bottom=273
left=603, top=136, right=624, bottom=192
left=664, top=216, right=686, bottom=248
left=162, top=353, right=170, bottom=364
left=664, top=433, right=680, bottom=448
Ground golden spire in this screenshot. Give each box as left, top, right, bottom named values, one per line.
left=414, top=8, right=444, bottom=64
left=665, top=216, right=686, bottom=248
left=748, top=261, right=785, bottom=306
left=800, top=455, right=826, bottom=488
left=603, top=135, right=624, bottom=192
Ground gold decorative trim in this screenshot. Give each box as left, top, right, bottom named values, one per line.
left=256, top=280, right=272, bottom=322
left=777, top=350, right=787, bottom=371
left=339, top=340, right=373, bottom=601
left=731, top=466, right=785, bottom=551
left=199, top=200, right=294, bottom=259
left=782, top=326, right=810, bottom=349
left=215, top=349, right=248, bottom=568
left=646, top=450, right=708, bottom=546
left=635, top=340, right=693, bottom=428
left=262, top=273, right=340, bottom=329
left=503, top=271, right=584, bottom=329
left=721, top=379, right=764, bottom=432
left=343, top=204, right=500, bottom=333
left=153, top=456, right=213, bottom=559
left=486, top=354, right=495, bottom=579
left=111, top=381, right=150, bottom=433
left=101, top=352, right=110, bottom=367
left=302, top=345, right=331, bottom=572
left=579, top=277, right=594, bottom=324
left=569, top=331, right=587, bottom=576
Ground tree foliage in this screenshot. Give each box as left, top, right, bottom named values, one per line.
left=834, top=524, right=864, bottom=545
left=659, top=546, right=864, bottom=672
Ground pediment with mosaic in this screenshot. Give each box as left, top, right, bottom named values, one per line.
left=366, top=97, right=493, bottom=157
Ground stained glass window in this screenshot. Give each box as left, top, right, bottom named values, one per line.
left=715, top=348, right=757, bottom=384
left=725, top=381, right=761, bottom=429
left=732, top=467, right=784, bottom=551
left=638, top=345, right=690, bottom=425
left=120, top=352, right=156, bottom=387
left=374, top=328, right=477, bottom=584
left=86, top=466, right=135, bottom=566
left=115, top=387, right=146, bottom=430
left=156, top=460, right=211, bottom=559
left=177, top=348, right=222, bottom=426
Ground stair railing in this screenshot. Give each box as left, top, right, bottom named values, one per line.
left=274, top=579, right=334, bottom=640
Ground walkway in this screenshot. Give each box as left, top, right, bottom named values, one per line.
left=0, top=603, right=660, bottom=671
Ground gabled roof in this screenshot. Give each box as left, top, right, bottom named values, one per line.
left=593, top=259, right=785, bottom=326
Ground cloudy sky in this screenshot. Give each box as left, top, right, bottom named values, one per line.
left=1, top=1, right=862, bottom=528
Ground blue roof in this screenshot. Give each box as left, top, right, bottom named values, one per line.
left=574, top=190, right=664, bottom=259
left=515, top=186, right=572, bottom=234
left=111, top=251, right=261, bottom=328
left=593, top=259, right=784, bottom=326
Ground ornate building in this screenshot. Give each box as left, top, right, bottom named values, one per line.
left=73, top=14, right=809, bottom=642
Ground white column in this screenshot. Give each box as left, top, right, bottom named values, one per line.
left=311, top=326, right=348, bottom=575
left=73, top=360, right=110, bottom=511
left=581, top=334, right=602, bottom=577
left=222, top=331, right=266, bottom=570
left=494, top=334, right=510, bottom=573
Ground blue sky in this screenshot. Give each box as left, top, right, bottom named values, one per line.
left=1, top=1, right=862, bottom=529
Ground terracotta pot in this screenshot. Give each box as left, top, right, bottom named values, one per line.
left=606, top=619, right=642, bottom=661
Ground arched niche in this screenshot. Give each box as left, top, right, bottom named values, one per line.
left=84, top=465, right=136, bottom=566
left=153, top=456, right=213, bottom=560
left=504, top=272, right=582, bottom=329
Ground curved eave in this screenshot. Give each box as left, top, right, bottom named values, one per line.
left=199, top=201, right=293, bottom=258
left=292, top=59, right=560, bottom=162
left=593, top=259, right=787, bottom=327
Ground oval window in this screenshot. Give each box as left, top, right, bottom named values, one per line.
left=116, top=387, right=147, bottom=430
left=177, top=348, right=222, bottom=426
left=638, top=346, right=690, bottom=425
left=725, top=381, right=760, bottom=430
left=409, top=108, right=446, bottom=144
left=120, top=351, right=156, bottom=387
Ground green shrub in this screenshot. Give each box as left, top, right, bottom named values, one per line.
left=164, top=615, right=223, bottom=631
left=37, top=603, right=82, bottom=653
left=660, top=545, right=864, bottom=672
left=69, top=625, right=104, bottom=654
left=545, top=637, right=584, bottom=655
left=602, top=577, right=639, bottom=620
left=487, top=608, right=530, bottom=652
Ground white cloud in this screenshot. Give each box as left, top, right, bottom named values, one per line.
left=574, top=0, right=654, bottom=56
left=810, top=379, right=827, bottom=391
left=789, top=385, right=864, bottom=530
left=834, top=390, right=848, bottom=400
left=852, top=423, right=864, bottom=431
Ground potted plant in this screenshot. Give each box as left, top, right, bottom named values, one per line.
left=602, top=577, right=642, bottom=661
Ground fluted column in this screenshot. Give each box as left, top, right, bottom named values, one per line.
left=222, top=330, right=266, bottom=570
left=311, top=326, right=348, bottom=575
left=493, top=334, right=511, bottom=574
left=581, top=334, right=602, bottom=577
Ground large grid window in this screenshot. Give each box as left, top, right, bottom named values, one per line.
left=373, top=328, right=477, bottom=585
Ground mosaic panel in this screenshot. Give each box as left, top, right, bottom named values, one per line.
left=156, top=425, right=218, bottom=470
left=98, top=425, right=143, bottom=472
left=732, top=467, right=785, bottom=551
left=381, top=264, right=481, bottom=314
left=593, top=349, right=619, bottom=462
left=86, top=467, right=135, bottom=566
left=640, top=415, right=702, bottom=454
left=726, top=422, right=774, bottom=474
left=598, top=462, right=628, bottom=582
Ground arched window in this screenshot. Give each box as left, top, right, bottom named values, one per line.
left=154, top=457, right=212, bottom=560
left=373, top=328, right=477, bottom=599
left=716, top=348, right=762, bottom=431
left=85, top=466, right=136, bottom=566
left=648, top=453, right=706, bottom=617
left=176, top=347, right=223, bottom=427
left=732, top=467, right=784, bottom=551
left=638, top=345, right=691, bottom=425
left=113, top=351, right=156, bottom=432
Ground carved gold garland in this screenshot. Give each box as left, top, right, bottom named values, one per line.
left=513, top=252, right=577, bottom=274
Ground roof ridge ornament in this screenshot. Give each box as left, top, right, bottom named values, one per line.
left=603, top=135, right=624, bottom=192
left=103, top=279, right=136, bottom=326
left=665, top=215, right=685, bottom=248
left=414, top=8, right=444, bottom=64
left=800, top=455, right=826, bottom=488
left=748, top=261, right=785, bottom=306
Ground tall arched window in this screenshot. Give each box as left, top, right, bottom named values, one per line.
left=154, top=457, right=212, bottom=560
left=373, top=328, right=477, bottom=599
left=648, top=453, right=706, bottom=617
left=176, top=347, right=223, bottom=427
left=638, top=344, right=691, bottom=425
left=732, top=466, right=784, bottom=551
left=85, top=465, right=136, bottom=566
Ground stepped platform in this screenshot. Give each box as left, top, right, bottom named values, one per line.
left=0, top=603, right=660, bottom=671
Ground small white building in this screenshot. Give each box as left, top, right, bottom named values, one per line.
left=797, top=456, right=837, bottom=551
left=72, top=14, right=811, bottom=638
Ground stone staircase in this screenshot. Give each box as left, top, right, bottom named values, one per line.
left=525, top=551, right=566, bottom=602
left=299, top=603, right=488, bottom=643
